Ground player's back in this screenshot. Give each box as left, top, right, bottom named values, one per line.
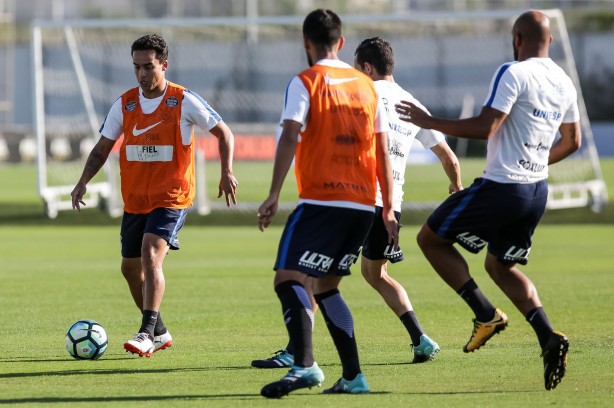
left=484, top=58, right=578, bottom=184
left=295, top=63, right=380, bottom=206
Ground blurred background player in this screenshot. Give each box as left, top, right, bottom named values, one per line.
left=71, top=34, right=238, bottom=357
left=256, top=9, right=398, bottom=398
left=252, top=36, right=463, bottom=370
left=395, top=10, right=580, bottom=390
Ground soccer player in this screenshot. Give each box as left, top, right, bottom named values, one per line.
left=256, top=9, right=398, bottom=398
left=71, top=34, right=238, bottom=357
left=354, top=37, right=463, bottom=361
left=252, top=37, right=463, bottom=370
left=395, top=10, right=580, bottom=390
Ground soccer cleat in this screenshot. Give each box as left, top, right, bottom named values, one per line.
left=251, top=349, right=294, bottom=369
left=411, top=334, right=441, bottom=363
left=542, top=331, right=569, bottom=390
left=124, top=332, right=155, bottom=357
left=260, top=362, right=325, bottom=398
left=322, top=373, right=370, bottom=394
left=153, top=331, right=173, bottom=353
left=463, top=308, right=508, bottom=353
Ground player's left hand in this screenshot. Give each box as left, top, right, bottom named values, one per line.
left=382, top=208, right=400, bottom=250
left=257, top=194, right=279, bottom=232
left=395, top=101, right=433, bottom=129
left=218, top=173, right=238, bottom=207
left=70, top=183, right=87, bottom=212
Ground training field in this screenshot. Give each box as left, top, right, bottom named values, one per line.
left=0, top=159, right=613, bottom=406
left=1, top=224, right=613, bottom=407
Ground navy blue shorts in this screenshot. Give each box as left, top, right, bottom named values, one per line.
left=120, top=207, right=189, bottom=258
left=427, top=178, right=547, bottom=265
left=361, top=206, right=404, bottom=263
left=274, top=203, right=374, bottom=277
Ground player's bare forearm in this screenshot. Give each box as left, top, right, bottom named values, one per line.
left=443, top=158, right=463, bottom=193
left=268, top=121, right=300, bottom=196
left=375, top=131, right=394, bottom=211
left=431, top=142, right=463, bottom=193
left=210, top=122, right=238, bottom=205
left=549, top=121, right=582, bottom=165
left=77, top=137, right=114, bottom=185
left=71, top=136, right=114, bottom=211
left=211, top=121, right=235, bottom=175
left=258, top=120, right=300, bottom=231
left=375, top=131, right=399, bottom=247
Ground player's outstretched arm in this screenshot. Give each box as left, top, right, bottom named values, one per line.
left=209, top=121, right=238, bottom=206
left=258, top=120, right=301, bottom=231
left=395, top=102, right=506, bottom=141
left=430, top=141, right=463, bottom=194
left=71, top=136, right=115, bottom=211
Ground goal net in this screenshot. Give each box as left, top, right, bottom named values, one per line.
left=32, top=9, right=607, bottom=218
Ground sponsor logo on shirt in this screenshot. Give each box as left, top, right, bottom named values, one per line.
left=388, top=139, right=405, bottom=158
left=524, top=141, right=550, bottom=151
left=518, top=159, right=546, bottom=173
left=124, top=101, right=137, bottom=112
left=165, top=96, right=178, bottom=107
left=132, top=120, right=164, bottom=137
left=331, top=154, right=360, bottom=166
left=325, top=73, right=358, bottom=86
left=125, top=145, right=173, bottom=162
left=388, top=122, right=412, bottom=137
left=532, top=109, right=561, bottom=121
left=323, top=181, right=370, bottom=193
left=333, top=134, right=358, bottom=145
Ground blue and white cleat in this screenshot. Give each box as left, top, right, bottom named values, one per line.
left=323, top=373, right=370, bottom=394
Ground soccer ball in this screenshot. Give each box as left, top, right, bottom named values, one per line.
left=65, top=319, right=108, bottom=360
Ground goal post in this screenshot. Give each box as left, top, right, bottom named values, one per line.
left=31, top=9, right=607, bottom=217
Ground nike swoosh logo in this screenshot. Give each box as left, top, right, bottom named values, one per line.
left=132, top=120, right=163, bottom=137
left=325, top=73, right=358, bottom=86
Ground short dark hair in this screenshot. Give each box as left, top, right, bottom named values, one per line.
left=354, top=37, right=394, bottom=76
left=131, top=34, right=168, bottom=62
left=302, top=9, right=342, bottom=50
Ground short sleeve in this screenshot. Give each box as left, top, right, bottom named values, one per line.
left=182, top=89, right=222, bottom=132
left=281, top=76, right=310, bottom=125
left=99, top=97, right=123, bottom=141
left=483, top=62, right=519, bottom=115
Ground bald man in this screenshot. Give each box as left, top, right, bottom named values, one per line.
left=395, top=10, right=580, bottom=391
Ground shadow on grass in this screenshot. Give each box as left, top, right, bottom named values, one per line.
left=0, top=388, right=545, bottom=405
left=0, top=364, right=252, bottom=379
left=0, top=394, right=258, bottom=404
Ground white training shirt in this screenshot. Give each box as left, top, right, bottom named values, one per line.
left=374, top=80, right=445, bottom=212
left=99, top=82, right=222, bottom=145
left=483, top=58, right=580, bottom=184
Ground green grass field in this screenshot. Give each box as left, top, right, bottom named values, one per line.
left=0, top=159, right=613, bottom=406
left=1, top=158, right=614, bottom=225
left=0, top=224, right=613, bottom=407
